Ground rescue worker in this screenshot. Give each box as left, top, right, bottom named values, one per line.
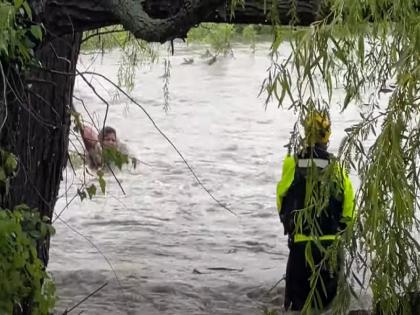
left=276, top=110, right=355, bottom=311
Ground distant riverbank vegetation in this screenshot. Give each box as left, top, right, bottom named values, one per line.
left=80, top=23, right=284, bottom=92
left=81, top=23, right=285, bottom=54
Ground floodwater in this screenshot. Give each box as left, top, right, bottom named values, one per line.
left=49, top=42, right=370, bottom=314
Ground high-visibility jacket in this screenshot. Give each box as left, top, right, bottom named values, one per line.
left=276, top=147, right=355, bottom=243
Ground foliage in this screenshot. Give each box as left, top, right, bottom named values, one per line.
left=69, top=143, right=135, bottom=200
left=81, top=23, right=273, bottom=58
left=0, top=206, right=56, bottom=315
left=262, top=0, right=420, bottom=313
left=0, top=0, right=42, bottom=66
left=69, top=144, right=132, bottom=200
left=241, top=25, right=257, bottom=52
left=81, top=26, right=157, bottom=92
left=0, top=149, right=17, bottom=198
left=102, top=146, right=130, bottom=170
left=80, top=26, right=128, bottom=51
left=0, top=140, right=55, bottom=315
left=115, top=32, right=158, bottom=92
left=186, top=23, right=293, bottom=57
left=187, top=23, right=235, bottom=56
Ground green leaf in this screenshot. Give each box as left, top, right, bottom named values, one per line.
left=357, top=35, right=364, bottom=64
left=30, top=25, right=42, bottom=41
left=28, top=230, right=41, bottom=239
left=4, top=153, right=17, bottom=175
left=0, top=206, right=56, bottom=312
left=0, top=168, right=6, bottom=182
left=71, top=111, right=83, bottom=132
left=102, top=147, right=129, bottom=170
left=0, top=40, right=8, bottom=56
left=39, top=222, right=47, bottom=237
left=22, top=1, right=32, bottom=19
left=86, top=184, right=97, bottom=199
left=77, top=189, right=87, bottom=201
left=0, top=4, right=13, bottom=27
left=98, top=174, right=106, bottom=194
left=14, top=0, right=24, bottom=9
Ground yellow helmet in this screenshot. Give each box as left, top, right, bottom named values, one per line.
left=303, top=110, right=331, bottom=146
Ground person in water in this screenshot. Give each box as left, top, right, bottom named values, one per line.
left=82, top=125, right=132, bottom=170
left=276, top=109, right=355, bottom=311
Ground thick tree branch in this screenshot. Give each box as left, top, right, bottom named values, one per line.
left=32, top=0, right=119, bottom=34
left=108, top=0, right=226, bottom=42
left=34, top=0, right=322, bottom=43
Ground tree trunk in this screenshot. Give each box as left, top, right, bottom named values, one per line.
left=0, top=32, right=82, bottom=266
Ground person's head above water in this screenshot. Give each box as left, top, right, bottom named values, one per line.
left=302, top=110, right=331, bottom=148
left=99, top=126, right=117, bottom=149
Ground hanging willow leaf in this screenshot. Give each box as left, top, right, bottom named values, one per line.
left=264, top=0, right=420, bottom=312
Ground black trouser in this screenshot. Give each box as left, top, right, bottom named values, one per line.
left=284, top=240, right=340, bottom=311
